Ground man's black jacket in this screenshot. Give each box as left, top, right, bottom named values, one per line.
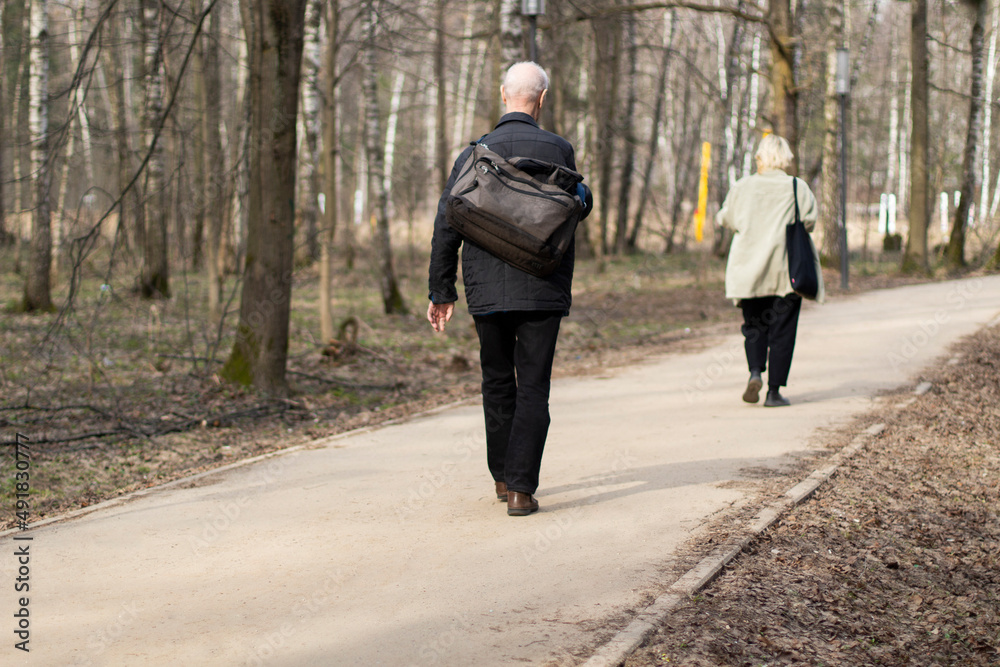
left=428, top=112, right=590, bottom=316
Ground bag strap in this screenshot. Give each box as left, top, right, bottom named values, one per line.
left=792, top=176, right=801, bottom=225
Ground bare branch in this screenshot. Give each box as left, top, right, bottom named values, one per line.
left=561, top=1, right=768, bottom=26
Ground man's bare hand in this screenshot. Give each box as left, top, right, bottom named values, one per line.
left=427, top=301, right=455, bottom=333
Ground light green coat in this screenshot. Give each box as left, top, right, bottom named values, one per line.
left=718, top=169, right=825, bottom=304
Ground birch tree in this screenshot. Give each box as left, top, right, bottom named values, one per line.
left=453, top=13, right=475, bottom=152
left=220, top=0, right=308, bottom=393
left=320, top=0, right=340, bottom=342
left=903, top=0, right=930, bottom=274
left=945, top=0, right=987, bottom=272
left=384, top=70, right=406, bottom=199
left=819, top=0, right=845, bottom=261
left=363, top=0, right=406, bottom=315
left=140, top=0, right=170, bottom=298
left=23, top=0, right=53, bottom=312
left=300, top=0, right=324, bottom=263
left=742, top=32, right=762, bottom=177
left=12, top=9, right=31, bottom=223
left=574, top=51, right=597, bottom=259
left=711, top=5, right=747, bottom=256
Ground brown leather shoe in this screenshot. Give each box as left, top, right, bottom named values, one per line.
left=507, top=491, right=539, bottom=516
left=495, top=481, right=508, bottom=501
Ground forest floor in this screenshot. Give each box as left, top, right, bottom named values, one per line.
left=6, top=245, right=995, bottom=665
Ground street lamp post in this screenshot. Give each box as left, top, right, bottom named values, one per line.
left=836, top=47, right=850, bottom=291
left=522, top=0, right=545, bottom=62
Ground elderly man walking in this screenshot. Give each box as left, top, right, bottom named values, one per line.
left=427, top=62, right=591, bottom=516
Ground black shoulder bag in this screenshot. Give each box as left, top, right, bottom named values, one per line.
left=444, top=143, right=585, bottom=278
left=786, top=177, right=820, bottom=300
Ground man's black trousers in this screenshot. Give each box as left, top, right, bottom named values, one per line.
left=474, top=310, right=562, bottom=495
left=740, top=294, right=802, bottom=388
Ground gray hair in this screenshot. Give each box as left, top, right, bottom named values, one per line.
left=755, top=134, right=795, bottom=172
left=502, top=61, right=549, bottom=102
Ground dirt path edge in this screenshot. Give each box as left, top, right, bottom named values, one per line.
left=580, top=421, right=891, bottom=667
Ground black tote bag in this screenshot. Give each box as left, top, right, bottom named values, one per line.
left=786, top=178, right=820, bottom=300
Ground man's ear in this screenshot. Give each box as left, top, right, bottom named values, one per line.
left=500, top=85, right=508, bottom=107
left=539, top=89, right=548, bottom=108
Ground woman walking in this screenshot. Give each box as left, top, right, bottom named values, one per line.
left=718, top=134, right=824, bottom=407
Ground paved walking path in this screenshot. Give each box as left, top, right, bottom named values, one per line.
left=3, top=276, right=999, bottom=666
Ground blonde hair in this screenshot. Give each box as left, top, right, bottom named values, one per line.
left=755, top=134, right=794, bottom=172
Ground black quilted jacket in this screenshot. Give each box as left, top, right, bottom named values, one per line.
left=428, top=112, right=589, bottom=316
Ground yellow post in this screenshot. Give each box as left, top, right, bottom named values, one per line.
left=694, top=141, right=711, bottom=242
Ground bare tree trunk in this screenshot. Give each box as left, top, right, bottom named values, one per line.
left=886, top=30, right=899, bottom=210
left=454, top=12, right=475, bottom=151
left=363, top=0, right=406, bottom=315
left=902, top=0, right=930, bottom=274
left=300, top=0, right=324, bottom=263
left=979, top=0, right=998, bottom=224
left=945, top=0, right=987, bottom=272
left=345, top=115, right=363, bottom=272
left=13, top=8, right=31, bottom=228
left=231, top=27, right=251, bottom=273
left=742, top=32, right=762, bottom=177
left=189, top=0, right=208, bottom=271
left=54, top=1, right=95, bottom=243
left=140, top=0, right=170, bottom=298
left=0, top=14, right=5, bottom=244
left=104, top=10, right=144, bottom=256
left=488, top=3, right=502, bottom=129
left=320, top=0, right=340, bottom=343
left=24, top=0, right=53, bottom=312
left=500, top=0, right=522, bottom=67
left=667, top=61, right=701, bottom=254
left=384, top=71, right=406, bottom=203
left=594, top=17, right=620, bottom=256
left=614, top=13, right=637, bottom=254
left=630, top=11, right=675, bottom=251
left=768, top=0, right=799, bottom=174
left=898, top=57, right=911, bottom=216
left=819, top=0, right=845, bottom=261
left=54, top=100, right=74, bottom=266
left=711, top=5, right=745, bottom=256
left=203, top=5, right=225, bottom=319
left=574, top=51, right=596, bottom=260
left=435, top=0, right=449, bottom=192
left=221, top=0, right=308, bottom=394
